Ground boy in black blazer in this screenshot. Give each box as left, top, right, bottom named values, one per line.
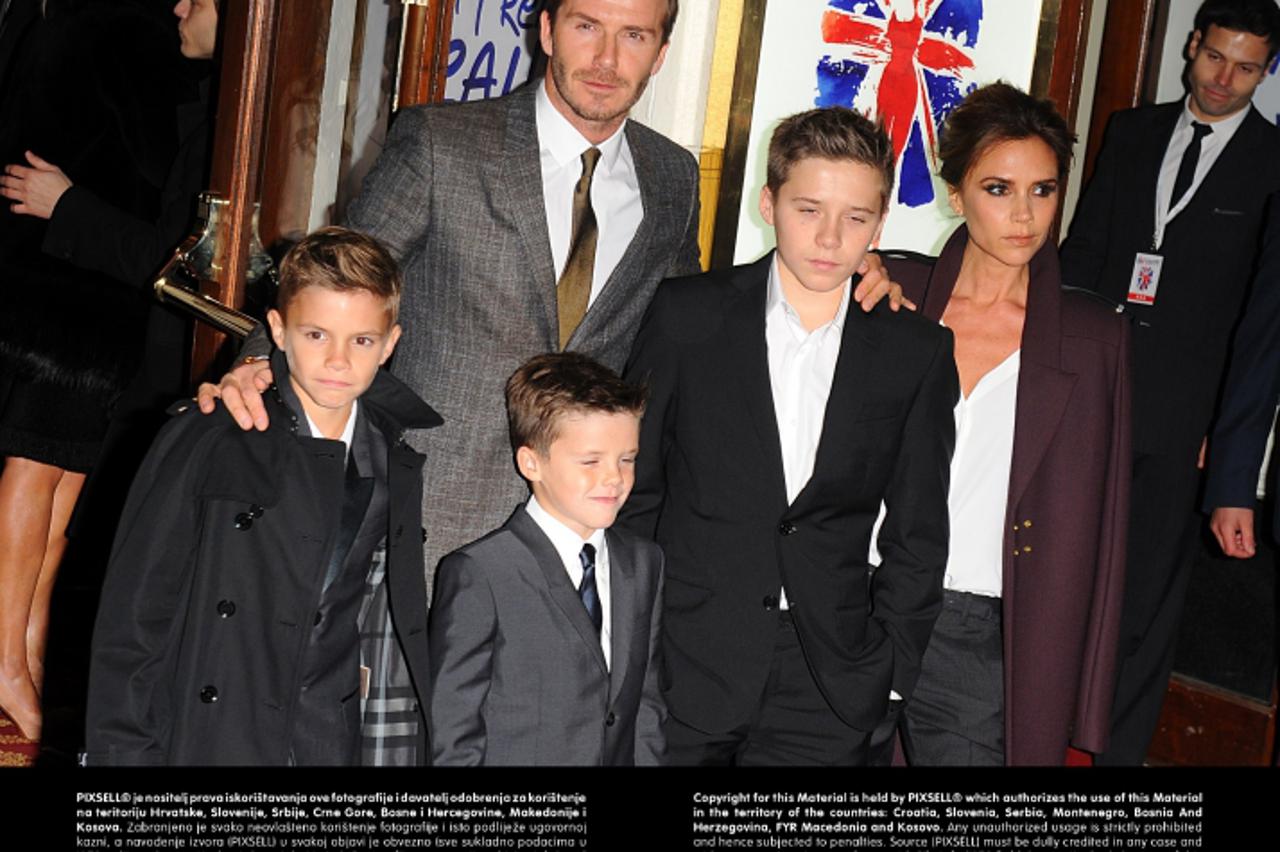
left=620, top=108, right=958, bottom=765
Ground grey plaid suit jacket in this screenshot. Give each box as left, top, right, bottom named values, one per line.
left=344, top=83, right=702, bottom=584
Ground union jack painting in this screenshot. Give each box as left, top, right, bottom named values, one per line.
left=816, top=0, right=983, bottom=207
left=731, top=0, right=1046, bottom=261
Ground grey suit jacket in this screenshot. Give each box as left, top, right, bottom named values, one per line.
left=344, top=83, right=702, bottom=579
left=428, top=506, right=667, bottom=766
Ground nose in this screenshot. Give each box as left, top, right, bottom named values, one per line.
left=174, top=0, right=189, bottom=20
left=601, top=460, right=623, bottom=487
left=816, top=214, right=841, bottom=250
left=325, top=342, right=350, bottom=371
left=1011, top=192, right=1033, bottom=223
left=595, top=32, right=619, bottom=70
left=1213, top=63, right=1233, bottom=87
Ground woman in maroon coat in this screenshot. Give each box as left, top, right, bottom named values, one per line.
left=882, top=83, right=1130, bottom=765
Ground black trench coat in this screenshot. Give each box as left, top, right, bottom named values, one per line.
left=85, top=358, right=441, bottom=765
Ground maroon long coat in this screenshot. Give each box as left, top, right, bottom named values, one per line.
left=884, top=226, right=1131, bottom=765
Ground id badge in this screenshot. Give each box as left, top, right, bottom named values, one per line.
left=1127, top=253, right=1163, bottom=305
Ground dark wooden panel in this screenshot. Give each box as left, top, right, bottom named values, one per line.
left=1080, top=0, right=1158, bottom=185
left=1148, top=675, right=1276, bottom=766
left=257, top=0, right=333, bottom=248
left=397, top=0, right=456, bottom=109
left=194, top=0, right=280, bottom=382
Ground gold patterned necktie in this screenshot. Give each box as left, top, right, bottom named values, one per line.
left=557, top=147, right=602, bottom=350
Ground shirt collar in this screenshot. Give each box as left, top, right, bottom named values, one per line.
left=536, top=78, right=628, bottom=174
left=525, top=493, right=607, bottom=565
left=766, top=252, right=853, bottom=335
left=1178, top=95, right=1249, bottom=139
left=303, top=399, right=358, bottom=457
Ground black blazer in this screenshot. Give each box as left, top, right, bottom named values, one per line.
left=1204, top=192, right=1280, bottom=540
left=1060, top=102, right=1280, bottom=455
left=620, top=254, right=958, bottom=733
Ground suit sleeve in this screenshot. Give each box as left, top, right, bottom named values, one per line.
left=633, top=550, right=668, bottom=766
left=84, top=413, right=213, bottom=765
left=671, top=154, right=702, bottom=277
left=428, top=551, right=497, bottom=766
left=873, top=327, right=959, bottom=699
left=1072, top=318, right=1132, bottom=754
left=617, top=289, right=678, bottom=539
left=1059, top=111, right=1126, bottom=292
left=344, top=106, right=435, bottom=266
left=1204, top=193, right=1280, bottom=510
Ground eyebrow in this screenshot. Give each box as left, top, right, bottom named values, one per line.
left=568, top=11, right=657, bottom=36
left=977, top=175, right=1058, bottom=184
left=298, top=323, right=386, bottom=336
left=790, top=195, right=878, bottom=214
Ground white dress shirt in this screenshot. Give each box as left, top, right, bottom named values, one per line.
left=944, top=349, right=1020, bottom=598
left=1152, top=97, right=1249, bottom=248
left=524, top=494, right=612, bottom=670
left=764, top=255, right=852, bottom=608
left=536, top=81, right=644, bottom=307
left=303, top=399, right=358, bottom=460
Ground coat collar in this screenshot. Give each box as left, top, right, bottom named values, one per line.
left=267, top=349, right=442, bottom=439
left=921, top=225, right=1076, bottom=513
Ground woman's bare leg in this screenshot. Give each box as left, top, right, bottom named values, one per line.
left=0, top=456, right=68, bottom=741
left=26, top=469, right=85, bottom=696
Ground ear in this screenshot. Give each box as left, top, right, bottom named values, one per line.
left=649, top=41, right=670, bottom=78
left=759, top=185, right=776, bottom=227
left=946, top=184, right=963, bottom=218
left=1187, top=29, right=1202, bottom=60
left=516, top=446, right=543, bottom=483
left=267, top=308, right=287, bottom=351
left=539, top=9, right=554, bottom=56
left=379, top=323, right=403, bottom=366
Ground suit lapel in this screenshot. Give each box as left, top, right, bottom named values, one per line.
left=1180, top=106, right=1266, bottom=210
left=724, top=255, right=789, bottom=508
left=791, top=281, right=884, bottom=510
left=497, top=87, right=559, bottom=347
left=566, top=121, right=661, bottom=350
left=508, top=507, right=609, bottom=677
left=604, top=529, right=635, bottom=703
left=1007, top=247, right=1076, bottom=510
left=922, top=226, right=1077, bottom=510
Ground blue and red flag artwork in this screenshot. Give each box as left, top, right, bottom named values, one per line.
left=816, top=0, right=983, bottom=207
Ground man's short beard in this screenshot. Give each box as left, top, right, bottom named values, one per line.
left=549, top=54, right=650, bottom=125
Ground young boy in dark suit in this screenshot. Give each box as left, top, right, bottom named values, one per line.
left=86, top=227, right=441, bottom=765
left=620, top=107, right=959, bottom=766
left=428, top=352, right=665, bottom=765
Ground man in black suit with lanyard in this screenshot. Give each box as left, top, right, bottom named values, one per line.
left=1060, top=0, right=1280, bottom=765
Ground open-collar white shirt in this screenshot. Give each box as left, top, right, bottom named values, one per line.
left=536, top=80, right=643, bottom=307
left=764, top=255, right=852, bottom=609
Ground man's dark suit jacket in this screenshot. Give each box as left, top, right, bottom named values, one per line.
left=1204, top=193, right=1280, bottom=540
left=429, top=507, right=665, bottom=766
left=1060, top=102, right=1280, bottom=456
left=620, top=254, right=958, bottom=734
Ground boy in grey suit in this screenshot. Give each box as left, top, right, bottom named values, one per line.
left=428, top=353, right=665, bottom=765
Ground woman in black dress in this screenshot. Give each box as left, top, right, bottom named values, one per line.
left=0, top=0, right=209, bottom=741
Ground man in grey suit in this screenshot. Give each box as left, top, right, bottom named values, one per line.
left=200, top=0, right=699, bottom=578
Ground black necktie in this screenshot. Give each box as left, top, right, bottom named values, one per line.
left=1169, top=122, right=1213, bottom=209
left=578, top=543, right=602, bottom=634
